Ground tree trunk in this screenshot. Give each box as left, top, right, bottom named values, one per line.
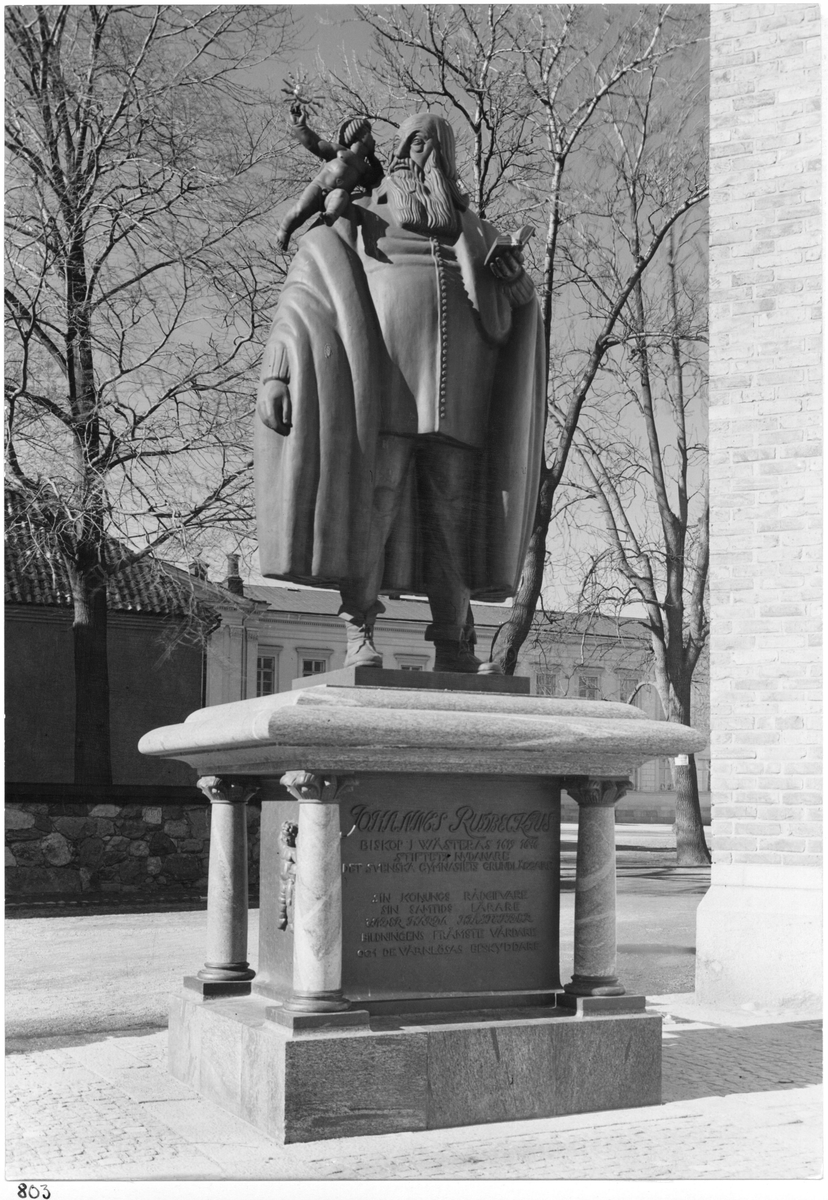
left=496, top=465, right=554, bottom=674
left=673, top=753, right=710, bottom=867
left=653, top=663, right=710, bottom=867
left=71, top=561, right=112, bottom=785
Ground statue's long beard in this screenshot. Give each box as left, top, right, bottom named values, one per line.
left=386, top=160, right=460, bottom=237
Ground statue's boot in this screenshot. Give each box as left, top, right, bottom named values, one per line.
left=433, top=637, right=503, bottom=675
left=342, top=613, right=383, bottom=669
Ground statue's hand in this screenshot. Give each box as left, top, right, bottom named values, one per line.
left=288, top=101, right=305, bottom=124
left=258, top=379, right=292, bottom=436
left=489, top=247, right=524, bottom=283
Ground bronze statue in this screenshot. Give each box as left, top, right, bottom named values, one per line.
left=276, top=104, right=384, bottom=250
left=256, top=112, right=545, bottom=673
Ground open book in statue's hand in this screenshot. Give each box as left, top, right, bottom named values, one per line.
left=484, top=224, right=535, bottom=267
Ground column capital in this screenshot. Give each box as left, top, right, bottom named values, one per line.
left=197, top=776, right=260, bottom=806
left=564, top=777, right=632, bottom=809
left=280, top=771, right=356, bottom=805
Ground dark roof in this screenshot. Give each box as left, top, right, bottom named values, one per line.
left=4, top=493, right=251, bottom=618
left=246, top=584, right=514, bottom=628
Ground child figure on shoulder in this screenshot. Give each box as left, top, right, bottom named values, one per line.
left=276, top=103, right=384, bottom=250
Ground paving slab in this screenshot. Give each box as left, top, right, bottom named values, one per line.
left=87, top=1064, right=199, bottom=1104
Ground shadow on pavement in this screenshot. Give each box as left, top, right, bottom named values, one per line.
left=5, top=1025, right=166, bottom=1055
left=561, top=868, right=710, bottom=895
left=662, top=1020, right=823, bottom=1102
left=5, top=899, right=210, bottom=919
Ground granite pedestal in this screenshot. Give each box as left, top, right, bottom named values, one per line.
left=168, top=991, right=662, bottom=1142
left=140, top=670, right=704, bottom=1143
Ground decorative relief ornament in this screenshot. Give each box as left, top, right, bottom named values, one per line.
left=277, top=821, right=299, bottom=931
left=197, top=776, right=260, bottom=805
left=280, top=771, right=357, bottom=804
left=564, top=778, right=632, bottom=808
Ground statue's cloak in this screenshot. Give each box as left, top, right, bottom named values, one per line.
left=254, top=207, right=545, bottom=602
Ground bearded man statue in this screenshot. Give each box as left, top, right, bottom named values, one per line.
left=255, top=113, right=545, bottom=674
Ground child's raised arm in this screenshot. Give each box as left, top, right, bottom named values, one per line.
left=287, top=102, right=338, bottom=162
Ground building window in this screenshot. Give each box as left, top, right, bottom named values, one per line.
left=658, top=757, right=675, bottom=791
left=394, top=654, right=430, bottom=671
left=619, top=674, right=642, bottom=706
left=536, top=671, right=557, bottom=696
left=578, top=673, right=600, bottom=701
left=302, top=658, right=328, bottom=677
left=256, top=655, right=278, bottom=697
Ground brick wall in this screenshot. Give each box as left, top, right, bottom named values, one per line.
left=708, top=3, right=822, bottom=870
left=5, top=608, right=203, bottom=786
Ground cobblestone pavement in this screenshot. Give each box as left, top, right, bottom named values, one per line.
left=6, top=999, right=821, bottom=1183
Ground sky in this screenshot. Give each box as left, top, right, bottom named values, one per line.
left=269, top=3, right=370, bottom=86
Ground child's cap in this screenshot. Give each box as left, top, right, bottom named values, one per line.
left=339, top=116, right=372, bottom=146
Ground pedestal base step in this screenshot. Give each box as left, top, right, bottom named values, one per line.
left=557, top=993, right=647, bottom=1015
left=266, top=1006, right=371, bottom=1032
left=290, top=666, right=530, bottom=694
left=169, top=990, right=662, bottom=1144
left=183, top=976, right=253, bottom=999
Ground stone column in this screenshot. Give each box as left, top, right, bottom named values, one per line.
left=562, top=778, right=632, bottom=1005
left=279, top=771, right=355, bottom=1013
left=185, top=776, right=258, bottom=997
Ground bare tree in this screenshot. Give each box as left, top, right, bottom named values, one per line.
left=568, top=199, right=710, bottom=863
left=318, top=3, right=708, bottom=672
left=5, top=4, right=295, bottom=783
left=498, top=5, right=709, bottom=675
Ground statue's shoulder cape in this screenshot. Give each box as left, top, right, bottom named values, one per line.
left=254, top=213, right=546, bottom=601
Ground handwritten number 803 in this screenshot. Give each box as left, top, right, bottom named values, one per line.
left=18, top=1186, right=50, bottom=1198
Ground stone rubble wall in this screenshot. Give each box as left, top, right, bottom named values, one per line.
left=5, top=789, right=261, bottom=902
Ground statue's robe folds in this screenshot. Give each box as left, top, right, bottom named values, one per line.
left=254, top=201, right=546, bottom=602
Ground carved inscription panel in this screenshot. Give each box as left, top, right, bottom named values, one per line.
left=340, top=773, right=561, bottom=1000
